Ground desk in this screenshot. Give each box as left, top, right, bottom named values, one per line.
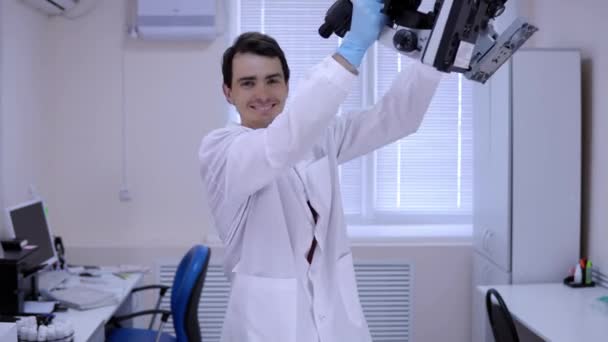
left=0, top=322, right=17, bottom=342
left=51, top=271, right=143, bottom=342
left=477, top=283, right=608, bottom=342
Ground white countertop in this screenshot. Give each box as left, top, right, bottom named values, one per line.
left=478, top=283, right=608, bottom=342
left=52, top=271, right=143, bottom=342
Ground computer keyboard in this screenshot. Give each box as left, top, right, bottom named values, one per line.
left=38, top=270, right=70, bottom=290
left=41, top=285, right=118, bottom=310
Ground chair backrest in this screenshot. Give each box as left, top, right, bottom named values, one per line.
left=171, top=245, right=211, bottom=342
left=485, top=288, right=520, bottom=342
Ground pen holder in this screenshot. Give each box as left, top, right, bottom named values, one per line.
left=563, top=275, right=595, bottom=288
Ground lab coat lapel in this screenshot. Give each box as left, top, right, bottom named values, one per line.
left=305, top=155, right=333, bottom=253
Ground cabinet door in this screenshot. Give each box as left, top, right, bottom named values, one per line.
left=511, top=50, right=581, bottom=283
left=472, top=251, right=511, bottom=288
left=473, top=61, right=512, bottom=271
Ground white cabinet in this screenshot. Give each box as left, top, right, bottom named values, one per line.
left=472, top=49, right=582, bottom=342
left=473, top=63, right=513, bottom=272
left=510, top=50, right=582, bottom=283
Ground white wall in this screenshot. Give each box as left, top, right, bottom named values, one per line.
left=42, top=0, right=227, bottom=247
left=0, top=1, right=49, bottom=217
left=523, top=0, right=608, bottom=273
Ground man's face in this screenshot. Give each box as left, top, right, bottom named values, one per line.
left=223, top=53, right=289, bottom=129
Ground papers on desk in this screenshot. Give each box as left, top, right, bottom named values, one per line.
left=103, top=264, right=151, bottom=274
left=24, top=301, right=55, bottom=314
left=41, top=286, right=119, bottom=310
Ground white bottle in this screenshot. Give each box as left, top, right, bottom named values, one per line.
left=46, top=325, right=56, bottom=341
left=27, top=326, right=37, bottom=341
left=37, top=326, right=47, bottom=341
left=574, top=264, right=583, bottom=284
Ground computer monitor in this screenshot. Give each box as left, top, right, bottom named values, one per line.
left=4, top=199, right=57, bottom=270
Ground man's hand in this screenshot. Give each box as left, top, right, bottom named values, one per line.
left=337, top=0, right=388, bottom=68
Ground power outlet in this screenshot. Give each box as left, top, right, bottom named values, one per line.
left=119, top=188, right=132, bottom=202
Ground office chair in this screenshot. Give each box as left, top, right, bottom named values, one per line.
left=485, top=288, right=520, bottom=342
left=107, top=245, right=211, bottom=342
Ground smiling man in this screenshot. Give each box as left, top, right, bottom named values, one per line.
left=221, top=39, right=290, bottom=129
left=198, top=0, right=442, bottom=341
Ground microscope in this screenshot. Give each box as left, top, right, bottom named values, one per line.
left=319, top=0, right=538, bottom=83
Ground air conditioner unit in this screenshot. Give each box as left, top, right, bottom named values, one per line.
left=21, top=0, right=79, bottom=16
left=131, top=0, right=218, bottom=41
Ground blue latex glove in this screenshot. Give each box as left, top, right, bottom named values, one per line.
left=337, top=0, right=388, bottom=68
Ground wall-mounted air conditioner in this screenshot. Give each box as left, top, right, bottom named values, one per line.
left=130, top=0, right=218, bottom=41
left=21, top=0, right=79, bottom=16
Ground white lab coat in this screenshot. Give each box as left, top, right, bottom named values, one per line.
left=199, top=56, right=441, bottom=342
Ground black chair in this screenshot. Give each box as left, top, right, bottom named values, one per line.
left=486, top=288, right=520, bottom=342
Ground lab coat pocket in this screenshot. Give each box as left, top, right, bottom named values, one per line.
left=224, top=273, right=297, bottom=342
left=336, top=252, right=365, bottom=326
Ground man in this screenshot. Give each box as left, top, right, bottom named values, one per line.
left=199, top=0, right=441, bottom=341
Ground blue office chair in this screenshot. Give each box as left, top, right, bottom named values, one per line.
left=486, top=288, right=520, bottom=342
left=107, top=245, right=211, bottom=342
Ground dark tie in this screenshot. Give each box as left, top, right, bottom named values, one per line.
left=306, top=201, right=319, bottom=264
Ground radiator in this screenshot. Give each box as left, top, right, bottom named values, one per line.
left=157, top=259, right=413, bottom=341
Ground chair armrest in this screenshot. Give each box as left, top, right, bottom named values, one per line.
left=109, top=309, right=171, bottom=327
left=128, top=285, right=171, bottom=330
left=131, top=284, right=170, bottom=297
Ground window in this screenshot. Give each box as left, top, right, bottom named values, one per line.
left=231, top=0, right=473, bottom=225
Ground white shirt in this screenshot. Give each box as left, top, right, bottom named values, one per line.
left=199, top=55, right=441, bottom=342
